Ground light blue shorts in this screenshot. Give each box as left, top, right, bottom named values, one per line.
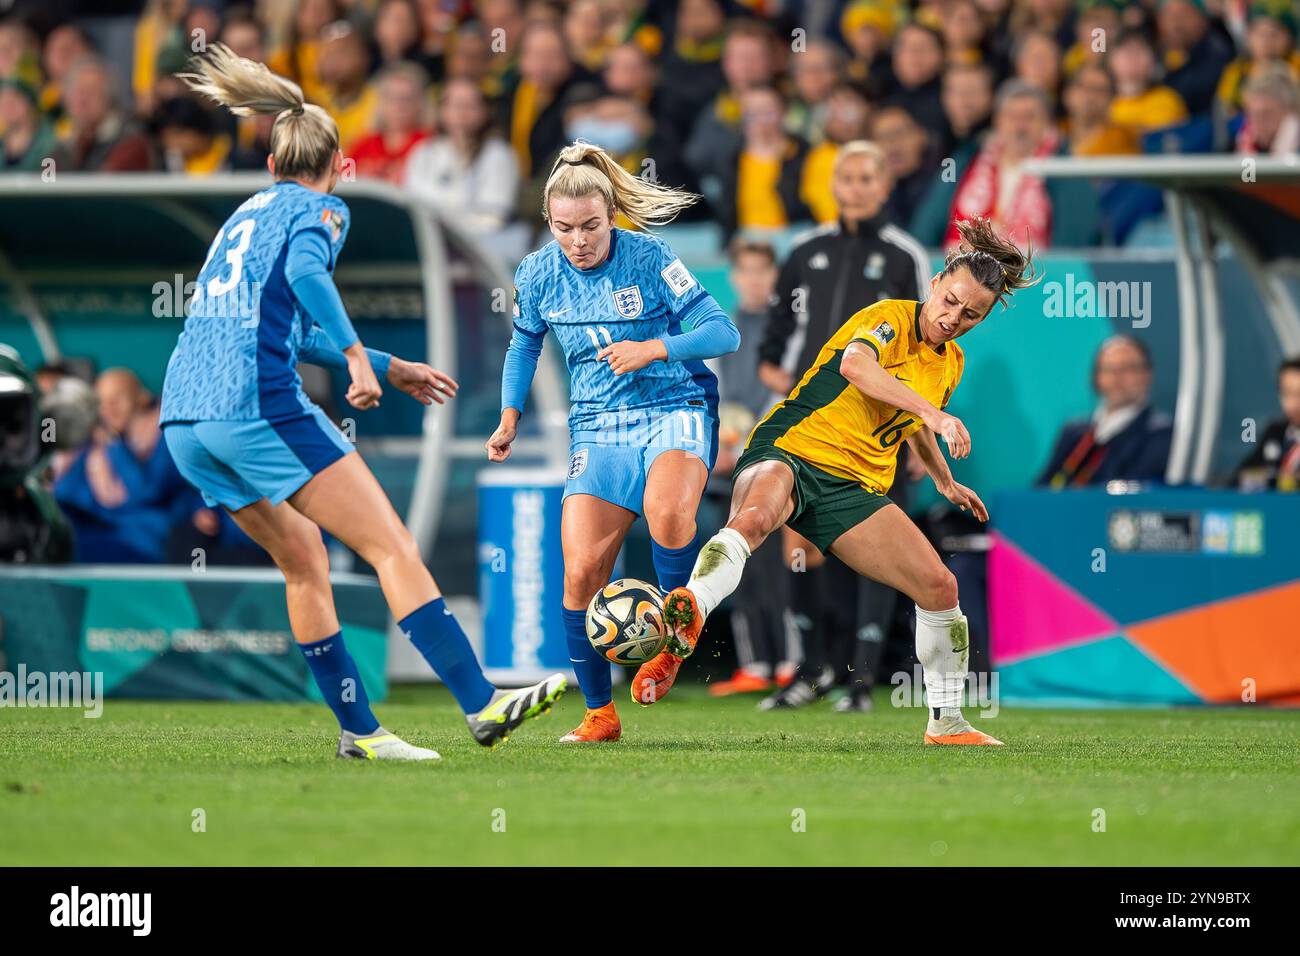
left=564, top=404, right=718, bottom=516
left=163, top=406, right=352, bottom=511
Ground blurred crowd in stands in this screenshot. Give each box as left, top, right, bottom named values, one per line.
left=0, top=0, right=1298, bottom=251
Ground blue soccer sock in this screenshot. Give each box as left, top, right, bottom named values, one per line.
left=651, top=532, right=701, bottom=593
left=563, top=606, right=613, bottom=709
left=400, top=598, right=495, bottom=714
left=299, top=633, right=380, bottom=735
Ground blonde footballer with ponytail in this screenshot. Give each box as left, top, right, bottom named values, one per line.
left=542, top=140, right=700, bottom=229
left=178, top=42, right=340, bottom=183
left=161, top=47, right=571, bottom=761
left=488, top=140, right=742, bottom=742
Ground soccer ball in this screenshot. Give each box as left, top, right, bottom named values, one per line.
left=586, top=579, right=668, bottom=666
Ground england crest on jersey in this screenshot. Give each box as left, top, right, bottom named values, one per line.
left=612, top=285, right=643, bottom=318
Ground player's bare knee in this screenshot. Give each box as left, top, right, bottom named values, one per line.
left=729, top=503, right=777, bottom=546
left=563, top=561, right=608, bottom=608
left=645, top=503, right=695, bottom=548
left=918, top=566, right=959, bottom=610
left=386, top=527, right=423, bottom=570
left=357, top=521, right=420, bottom=571
left=275, top=528, right=329, bottom=583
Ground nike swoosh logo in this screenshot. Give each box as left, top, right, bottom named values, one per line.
left=548, top=308, right=571, bottom=318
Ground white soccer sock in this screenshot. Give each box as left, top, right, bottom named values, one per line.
left=686, top=527, right=752, bottom=618
left=915, top=604, right=969, bottom=716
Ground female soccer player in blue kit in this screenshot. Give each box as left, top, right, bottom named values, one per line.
left=160, top=45, right=565, bottom=761
left=485, top=142, right=740, bottom=742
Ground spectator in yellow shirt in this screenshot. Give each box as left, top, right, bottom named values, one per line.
left=39, top=24, right=93, bottom=128
left=724, top=85, right=811, bottom=239
left=266, top=0, right=340, bottom=108
left=317, top=22, right=378, bottom=156
left=1216, top=1, right=1300, bottom=117
left=131, top=0, right=186, bottom=117
left=151, top=96, right=231, bottom=175
left=1064, top=64, right=1140, bottom=156
left=499, top=20, right=577, bottom=178
left=841, top=0, right=902, bottom=93
left=1109, top=29, right=1189, bottom=135
left=801, top=82, right=874, bottom=223
left=1062, top=0, right=1124, bottom=77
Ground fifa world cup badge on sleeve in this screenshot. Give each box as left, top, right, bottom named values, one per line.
left=660, top=257, right=696, bottom=296
left=870, top=322, right=896, bottom=347
left=321, top=209, right=344, bottom=242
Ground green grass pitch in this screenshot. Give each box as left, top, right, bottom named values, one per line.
left=3, top=685, right=1298, bottom=866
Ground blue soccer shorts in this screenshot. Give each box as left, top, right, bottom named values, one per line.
left=163, top=406, right=353, bottom=511
left=563, top=404, right=719, bottom=515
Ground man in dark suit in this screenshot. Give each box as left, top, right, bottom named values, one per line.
left=1234, top=356, right=1300, bottom=491
left=1037, top=335, right=1174, bottom=487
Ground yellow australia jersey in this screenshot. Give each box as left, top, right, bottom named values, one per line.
left=748, top=299, right=964, bottom=494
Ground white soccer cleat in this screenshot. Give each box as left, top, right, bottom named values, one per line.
left=337, top=727, right=442, bottom=761
left=466, top=673, right=568, bottom=747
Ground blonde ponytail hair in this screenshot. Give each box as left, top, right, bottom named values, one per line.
left=542, top=141, right=701, bottom=229
left=177, top=42, right=339, bottom=181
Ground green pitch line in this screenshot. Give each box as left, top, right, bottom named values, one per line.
left=1, top=686, right=1297, bottom=866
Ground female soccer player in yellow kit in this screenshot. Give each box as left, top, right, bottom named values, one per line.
left=642, top=218, right=1039, bottom=745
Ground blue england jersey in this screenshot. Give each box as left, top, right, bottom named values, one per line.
left=512, top=228, right=720, bottom=436
left=160, top=182, right=351, bottom=424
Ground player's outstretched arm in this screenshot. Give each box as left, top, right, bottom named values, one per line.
left=384, top=356, right=458, bottom=406
left=905, top=427, right=989, bottom=522
left=840, top=341, right=972, bottom=458
left=906, top=425, right=955, bottom=488
left=299, top=323, right=390, bottom=378
left=286, top=229, right=411, bottom=411
left=299, top=327, right=452, bottom=408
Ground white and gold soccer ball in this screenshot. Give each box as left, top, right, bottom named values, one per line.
left=585, top=578, right=668, bottom=666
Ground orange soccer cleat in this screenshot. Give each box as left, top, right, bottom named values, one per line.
left=924, top=728, right=1004, bottom=746
left=660, top=587, right=705, bottom=657
left=559, top=702, right=622, bottom=743
left=632, top=587, right=706, bottom=705
left=631, top=650, right=685, bottom=705
left=708, top=668, right=773, bottom=697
